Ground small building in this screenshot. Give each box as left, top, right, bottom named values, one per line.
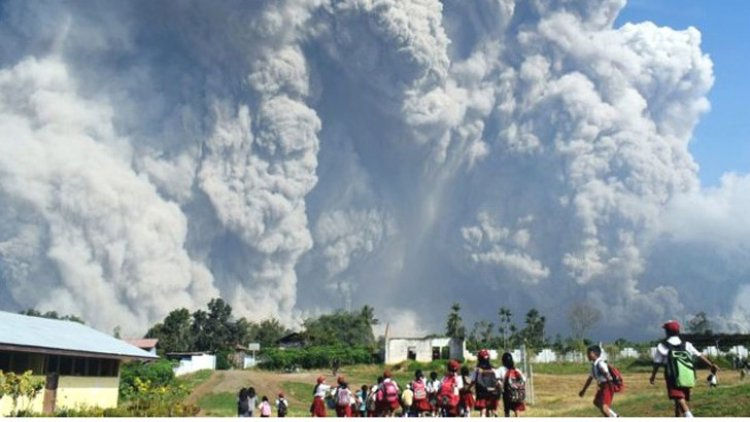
left=0, top=311, right=156, bottom=415
left=166, top=352, right=216, bottom=376
left=229, top=344, right=259, bottom=369
left=276, top=333, right=308, bottom=349
left=125, top=338, right=159, bottom=355
left=385, top=337, right=465, bottom=364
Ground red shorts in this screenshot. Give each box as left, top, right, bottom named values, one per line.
left=460, top=392, right=475, bottom=409
left=413, top=399, right=432, bottom=412
left=336, top=405, right=352, bottom=417
left=474, top=397, right=499, bottom=411
left=666, top=381, right=691, bottom=401
left=594, top=384, right=615, bottom=407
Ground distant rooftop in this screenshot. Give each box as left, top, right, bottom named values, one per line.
left=125, top=338, right=159, bottom=349
left=0, top=311, right=157, bottom=360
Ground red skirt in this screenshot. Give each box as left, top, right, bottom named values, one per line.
left=460, top=392, right=475, bottom=409
left=594, top=384, right=615, bottom=407
left=413, top=398, right=432, bottom=412
left=311, top=396, right=327, bottom=417
left=666, top=380, right=691, bottom=401
left=336, top=405, right=352, bottom=417
left=474, top=396, right=499, bottom=411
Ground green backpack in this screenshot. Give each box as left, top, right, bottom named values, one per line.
left=665, top=342, right=696, bottom=388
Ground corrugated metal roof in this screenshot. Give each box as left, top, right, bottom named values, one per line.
left=0, top=311, right=157, bottom=359
left=125, top=338, right=159, bottom=349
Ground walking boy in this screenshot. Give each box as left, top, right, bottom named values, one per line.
left=649, top=320, right=719, bottom=417
left=579, top=345, right=619, bottom=417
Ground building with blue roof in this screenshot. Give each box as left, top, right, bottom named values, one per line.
left=0, top=310, right=156, bottom=415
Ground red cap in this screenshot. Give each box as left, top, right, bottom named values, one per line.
left=663, top=320, right=680, bottom=333
left=478, top=349, right=490, bottom=360
left=317, top=376, right=326, bottom=383
left=278, top=392, right=285, bottom=398
left=337, top=376, right=346, bottom=384
left=383, top=370, right=392, bottom=379
left=448, top=360, right=460, bottom=371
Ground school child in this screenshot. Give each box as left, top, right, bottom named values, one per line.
left=459, top=366, right=475, bottom=417
left=437, top=360, right=463, bottom=417
left=334, top=376, right=355, bottom=417
left=400, top=383, right=414, bottom=417
left=498, top=352, right=527, bottom=418
left=357, top=385, right=369, bottom=417
left=707, top=367, right=718, bottom=388
left=311, top=375, right=331, bottom=417
left=246, top=387, right=258, bottom=417
left=276, top=392, right=289, bottom=418
left=471, top=349, right=502, bottom=417
left=649, top=320, right=719, bottom=417
left=238, top=388, right=250, bottom=417
left=426, top=371, right=442, bottom=416
left=579, top=345, right=619, bottom=418
left=412, top=370, right=433, bottom=416
left=378, top=370, right=401, bottom=417
left=367, top=377, right=384, bottom=417
left=259, top=396, right=272, bottom=418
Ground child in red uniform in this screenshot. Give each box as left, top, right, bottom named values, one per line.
left=579, top=345, right=618, bottom=417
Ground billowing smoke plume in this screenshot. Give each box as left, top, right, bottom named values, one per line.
left=0, top=0, right=746, bottom=339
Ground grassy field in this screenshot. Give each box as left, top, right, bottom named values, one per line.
left=186, top=364, right=749, bottom=417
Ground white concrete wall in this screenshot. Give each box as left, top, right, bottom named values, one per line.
left=533, top=349, right=558, bottom=363
left=618, top=348, right=640, bottom=359
left=173, top=354, right=216, bottom=376
left=730, top=345, right=749, bottom=358
left=385, top=338, right=463, bottom=364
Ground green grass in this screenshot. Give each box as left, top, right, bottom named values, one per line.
left=197, top=392, right=237, bottom=417
left=559, top=380, right=750, bottom=417
left=178, top=369, right=214, bottom=391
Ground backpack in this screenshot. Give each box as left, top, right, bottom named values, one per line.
left=505, top=369, right=526, bottom=404
left=475, top=368, right=501, bottom=399
left=366, top=390, right=378, bottom=412
left=381, top=381, right=399, bottom=403
left=336, top=387, right=351, bottom=406
left=278, top=399, right=288, bottom=417
left=607, top=364, right=624, bottom=393
left=665, top=342, right=696, bottom=388
left=437, top=375, right=460, bottom=408
left=413, top=379, right=427, bottom=400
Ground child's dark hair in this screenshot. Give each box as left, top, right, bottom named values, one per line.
left=377, top=376, right=384, bottom=384
left=239, top=387, right=248, bottom=400
left=248, top=387, right=256, bottom=398
left=587, top=345, right=602, bottom=356
left=262, top=396, right=268, bottom=402
left=501, top=352, right=515, bottom=369
left=415, top=369, right=424, bottom=379
left=430, top=371, right=438, bottom=379
left=460, top=366, right=470, bottom=376
left=362, top=384, right=368, bottom=391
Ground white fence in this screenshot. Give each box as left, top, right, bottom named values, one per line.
left=173, top=353, right=216, bottom=376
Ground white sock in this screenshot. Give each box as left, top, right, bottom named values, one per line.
left=608, top=409, right=618, bottom=418
left=685, top=411, right=694, bottom=418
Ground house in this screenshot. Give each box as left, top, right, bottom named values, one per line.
left=276, top=332, right=307, bottom=349
left=384, top=337, right=465, bottom=364
left=229, top=344, right=259, bottom=369
left=0, top=310, right=157, bottom=415
left=125, top=338, right=158, bottom=355
left=166, top=352, right=216, bottom=376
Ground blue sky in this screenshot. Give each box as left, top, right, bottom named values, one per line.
left=617, top=0, right=750, bottom=186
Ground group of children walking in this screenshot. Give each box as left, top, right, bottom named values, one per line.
left=239, top=319, right=720, bottom=417
left=310, top=351, right=527, bottom=418
left=238, top=387, right=289, bottom=418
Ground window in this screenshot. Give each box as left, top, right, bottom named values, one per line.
left=10, top=352, right=29, bottom=373
left=73, top=357, right=86, bottom=376
left=407, top=347, right=417, bottom=361
left=46, top=355, right=60, bottom=374
left=87, top=358, right=102, bottom=376
left=59, top=356, right=73, bottom=375
left=0, top=352, right=10, bottom=371
left=432, top=347, right=441, bottom=361
left=100, top=359, right=119, bottom=377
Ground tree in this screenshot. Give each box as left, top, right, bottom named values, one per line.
left=468, top=320, right=496, bottom=350
left=19, top=309, right=85, bottom=324
left=568, top=302, right=602, bottom=340
left=303, top=306, right=377, bottom=348
left=516, top=308, right=546, bottom=351
left=248, top=318, right=289, bottom=348
left=687, top=312, right=713, bottom=335
left=498, top=307, right=514, bottom=350
left=445, top=303, right=466, bottom=339
left=146, top=308, right=193, bottom=354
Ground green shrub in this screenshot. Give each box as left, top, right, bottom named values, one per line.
left=120, top=359, right=175, bottom=400
left=216, top=348, right=233, bottom=370
left=259, top=346, right=373, bottom=370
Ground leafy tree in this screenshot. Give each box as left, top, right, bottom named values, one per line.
left=19, top=309, right=85, bottom=324
left=687, top=311, right=713, bottom=335
left=248, top=318, right=289, bottom=348
left=146, top=308, right=193, bottom=354
left=515, top=308, right=547, bottom=351
left=445, top=303, right=466, bottom=339
left=498, top=307, right=515, bottom=350
left=304, top=306, right=377, bottom=348
left=468, top=320, right=496, bottom=351
left=568, top=302, right=602, bottom=340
